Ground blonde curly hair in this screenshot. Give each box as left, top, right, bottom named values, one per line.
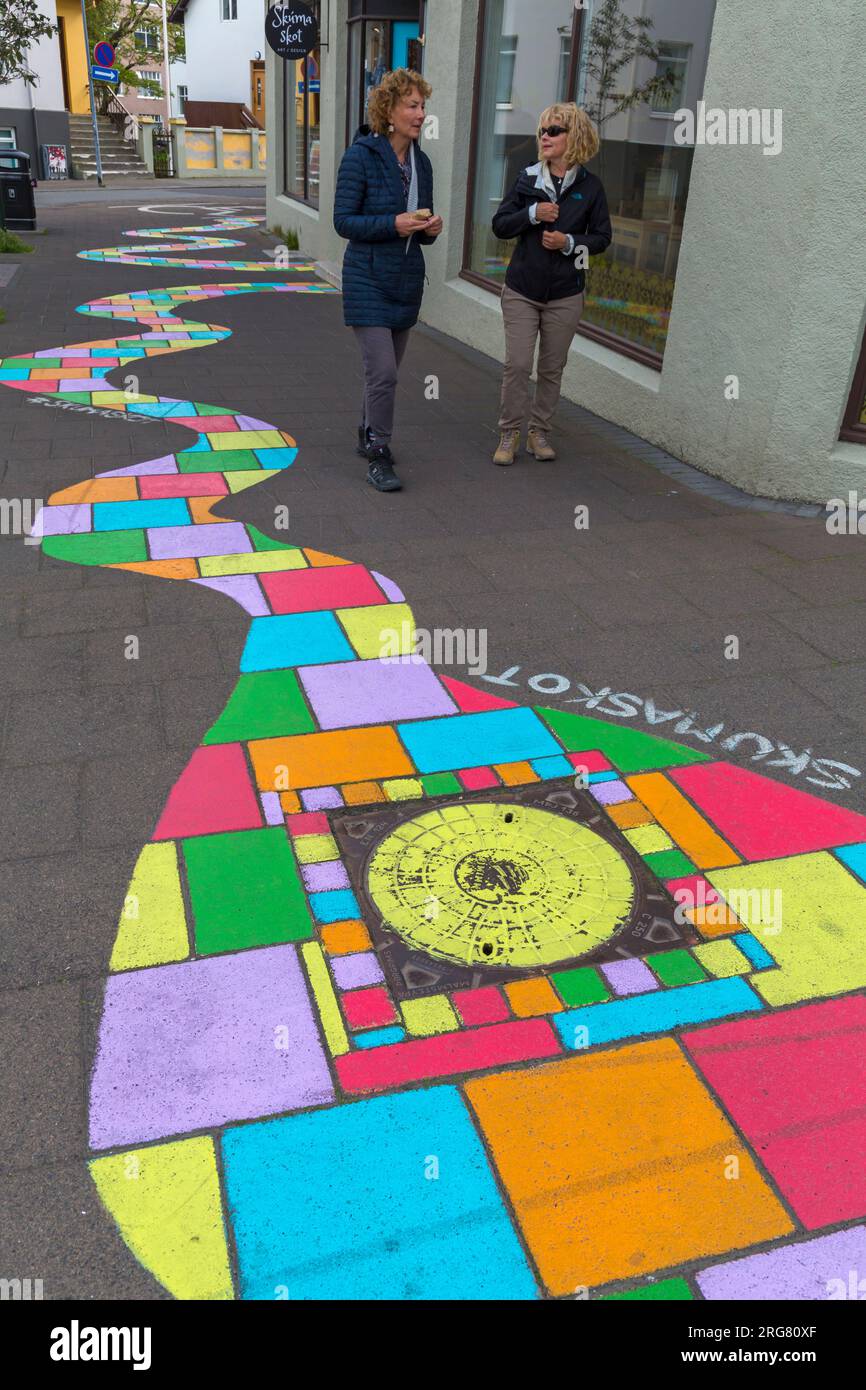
left=366, top=68, right=432, bottom=136
left=536, top=103, right=599, bottom=167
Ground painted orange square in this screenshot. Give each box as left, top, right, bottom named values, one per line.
left=627, top=772, right=740, bottom=870
left=279, top=791, right=301, bottom=814
left=494, top=761, right=538, bottom=786
left=605, top=800, right=655, bottom=830
left=504, top=977, right=562, bottom=1017
left=50, top=477, right=139, bottom=504
left=305, top=549, right=351, bottom=567
left=464, top=1040, right=792, bottom=1294
left=320, top=920, right=373, bottom=956
left=107, top=558, right=198, bottom=580
left=342, top=781, right=386, bottom=805
left=249, top=726, right=414, bottom=791
left=187, top=496, right=224, bottom=524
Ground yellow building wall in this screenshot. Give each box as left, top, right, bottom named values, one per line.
left=222, top=131, right=252, bottom=170
left=57, top=0, right=91, bottom=113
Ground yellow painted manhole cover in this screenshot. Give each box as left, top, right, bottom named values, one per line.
left=366, top=801, right=636, bottom=969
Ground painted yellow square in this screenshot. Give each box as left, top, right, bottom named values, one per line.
left=383, top=778, right=424, bottom=801
left=209, top=430, right=285, bottom=450
left=623, top=823, right=675, bottom=855
left=336, top=603, right=416, bottom=658
left=692, top=939, right=752, bottom=979
left=400, top=995, right=458, bottom=1037
left=293, top=833, right=340, bottom=865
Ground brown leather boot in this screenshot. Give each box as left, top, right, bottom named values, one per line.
left=493, top=429, right=520, bottom=466
left=527, top=427, right=556, bottom=460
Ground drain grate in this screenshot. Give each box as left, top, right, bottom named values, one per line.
left=329, top=779, right=697, bottom=999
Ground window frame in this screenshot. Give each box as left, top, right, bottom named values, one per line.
left=460, top=0, right=691, bottom=372
left=281, top=3, right=322, bottom=209
left=650, top=40, right=692, bottom=116
left=0, top=126, right=17, bottom=150
left=840, top=332, right=866, bottom=444
left=220, top=0, right=238, bottom=21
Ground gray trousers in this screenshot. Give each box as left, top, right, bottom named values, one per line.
left=353, top=325, right=412, bottom=445
left=498, top=284, right=585, bottom=432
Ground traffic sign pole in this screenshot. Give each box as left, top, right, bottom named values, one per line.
left=79, top=0, right=104, bottom=186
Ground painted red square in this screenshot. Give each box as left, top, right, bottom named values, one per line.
left=452, top=987, right=511, bottom=1026
left=342, top=986, right=398, bottom=1032
left=260, top=564, right=384, bottom=615
left=152, top=744, right=263, bottom=840
left=458, top=766, right=499, bottom=791
left=682, top=996, right=866, bottom=1229
left=671, top=762, right=866, bottom=860
left=287, top=812, right=330, bottom=837
left=567, top=750, right=613, bottom=773
left=140, top=472, right=228, bottom=498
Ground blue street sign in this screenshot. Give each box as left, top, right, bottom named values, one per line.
left=297, top=81, right=320, bottom=93
left=91, top=64, right=119, bottom=84
left=93, top=40, right=115, bottom=67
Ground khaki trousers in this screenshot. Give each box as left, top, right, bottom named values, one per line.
left=498, top=283, right=584, bottom=432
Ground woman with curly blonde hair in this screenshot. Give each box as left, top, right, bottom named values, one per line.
left=334, top=68, right=443, bottom=492
left=491, top=103, right=611, bottom=466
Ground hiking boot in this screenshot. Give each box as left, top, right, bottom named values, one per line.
left=493, top=429, right=520, bottom=466
left=357, top=424, right=373, bottom=458
left=366, top=444, right=402, bottom=492
left=527, top=427, right=556, bottom=460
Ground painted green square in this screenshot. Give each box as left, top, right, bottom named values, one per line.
left=42, top=529, right=147, bottom=566
left=248, top=525, right=294, bottom=552
left=536, top=706, right=710, bottom=774
left=550, top=966, right=610, bottom=1007
left=642, top=847, right=695, bottom=880
left=177, top=449, right=260, bottom=473
left=421, top=772, right=463, bottom=797
left=57, top=392, right=93, bottom=403
left=196, top=404, right=226, bottom=415
left=601, top=1277, right=693, bottom=1301
left=183, top=826, right=312, bottom=954
left=646, top=949, right=707, bottom=987
left=203, top=670, right=315, bottom=745
left=5, top=356, right=61, bottom=367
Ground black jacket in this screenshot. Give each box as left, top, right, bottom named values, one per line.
left=492, top=163, right=612, bottom=302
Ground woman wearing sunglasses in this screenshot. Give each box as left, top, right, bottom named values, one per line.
left=491, top=104, right=611, bottom=466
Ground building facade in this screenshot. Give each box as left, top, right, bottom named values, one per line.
left=168, top=0, right=268, bottom=120
left=0, top=0, right=83, bottom=172
left=265, top=0, right=866, bottom=503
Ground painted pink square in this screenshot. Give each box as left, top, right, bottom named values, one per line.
left=259, top=563, right=385, bottom=615
left=458, top=766, right=499, bottom=791
left=287, top=812, right=330, bottom=837
left=140, top=472, right=229, bottom=498
left=152, top=744, right=263, bottom=840
left=452, top=987, right=510, bottom=1026
left=567, top=750, right=613, bottom=773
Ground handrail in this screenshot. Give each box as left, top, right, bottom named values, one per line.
left=105, top=92, right=140, bottom=146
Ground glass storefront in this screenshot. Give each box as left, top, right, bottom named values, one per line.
left=464, top=0, right=718, bottom=362
left=282, top=0, right=321, bottom=205
left=346, top=1, right=424, bottom=144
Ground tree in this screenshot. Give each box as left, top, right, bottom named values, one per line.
left=0, top=0, right=57, bottom=86
left=580, top=0, right=678, bottom=131
left=86, top=0, right=184, bottom=113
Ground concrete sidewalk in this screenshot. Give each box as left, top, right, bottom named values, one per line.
left=2, top=198, right=866, bottom=1298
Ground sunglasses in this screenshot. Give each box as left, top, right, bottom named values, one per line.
left=538, top=125, right=568, bottom=138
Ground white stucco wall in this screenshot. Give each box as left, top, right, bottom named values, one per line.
left=181, top=0, right=267, bottom=106
left=1, top=0, right=65, bottom=113
left=267, top=0, right=866, bottom=503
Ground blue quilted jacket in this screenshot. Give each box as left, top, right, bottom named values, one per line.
left=333, top=125, right=436, bottom=329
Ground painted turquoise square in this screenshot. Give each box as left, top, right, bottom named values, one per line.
left=397, top=709, right=561, bottom=774
left=93, top=498, right=191, bottom=531
left=309, top=888, right=361, bottom=923
left=240, top=612, right=355, bottom=673
left=221, top=1087, right=538, bottom=1299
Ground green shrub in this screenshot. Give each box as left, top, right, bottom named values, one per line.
left=0, top=228, right=34, bottom=254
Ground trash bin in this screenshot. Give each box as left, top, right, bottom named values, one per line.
left=0, top=150, right=37, bottom=231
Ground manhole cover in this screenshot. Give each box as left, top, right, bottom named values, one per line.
left=330, top=779, right=696, bottom=998
left=367, top=802, right=635, bottom=970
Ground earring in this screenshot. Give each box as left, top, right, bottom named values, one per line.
left=388, top=123, right=394, bottom=133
